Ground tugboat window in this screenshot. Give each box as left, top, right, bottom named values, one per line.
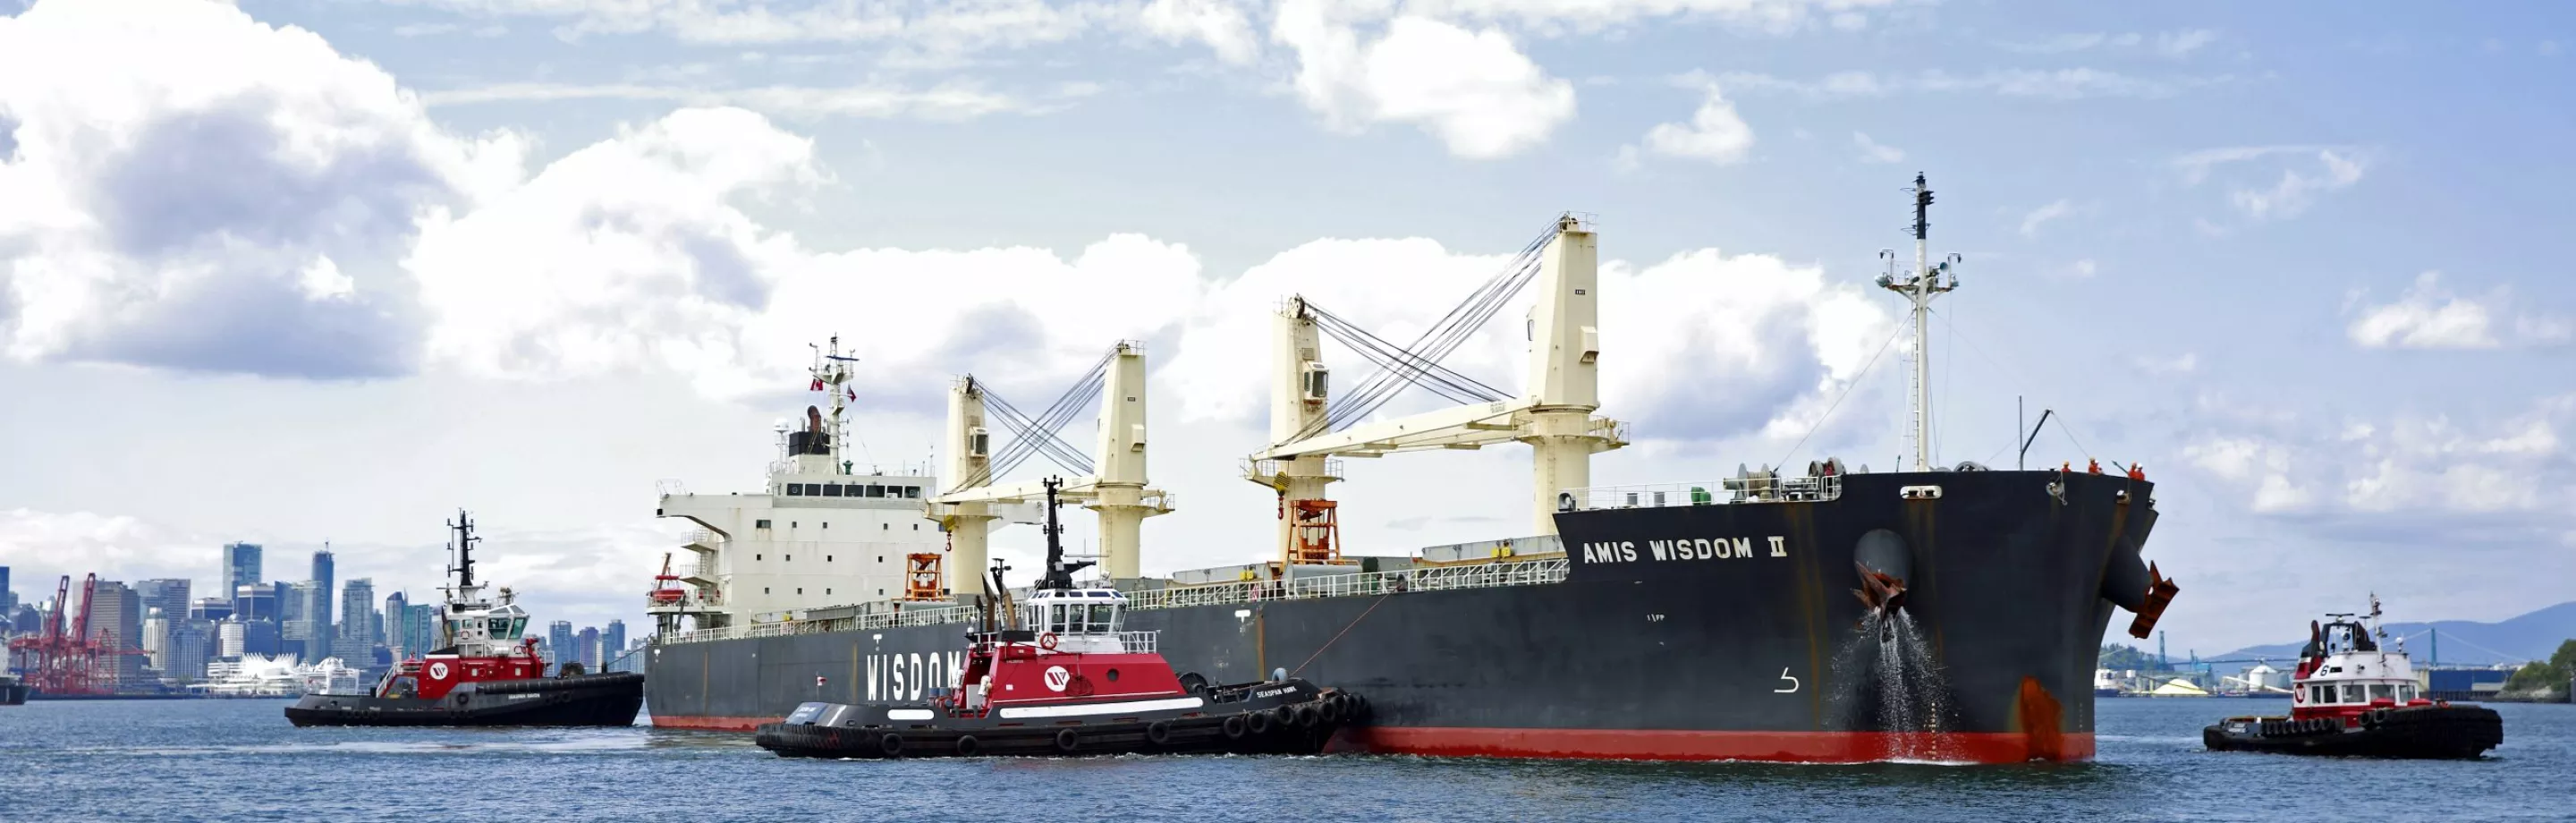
left=2369, top=684, right=2394, bottom=702
left=2340, top=683, right=2362, bottom=703
left=1089, top=604, right=1116, bottom=632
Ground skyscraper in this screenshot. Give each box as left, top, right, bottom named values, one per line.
left=547, top=621, right=574, bottom=672
left=283, top=581, right=321, bottom=663
left=383, top=591, right=411, bottom=658
left=138, top=579, right=190, bottom=624
left=602, top=620, right=627, bottom=669
left=86, top=581, right=145, bottom=688
left=1, top=565, right=13, bottom=613
left=335, top=578, right=377, bottom=663
left=576, top=625, right=601, bottom=670
left=189, top=597, right=233, bottom=623
left=309, top=549, right=335, bottom=664
left=404, top=603, right=437, bottom=658
left=221, top=542, right=261, bottom=603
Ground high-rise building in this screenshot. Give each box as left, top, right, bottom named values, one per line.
left=283, top=581, right=322, bottom=664
left=138, top=579, right=190, bottom=625
left=335, top=578, right=377, bottom=664
left=190, top=597, right=233, bottom=623
left=143, top=607, right=170, bottom=673
left=8, top=604, right=38, bottom=634
left=309, top=549, right=335, bottom=663
left=576, top=625, right=602, bottom=670
left=1, top=565, right=13, bottom=614
left=86, top=580, right=145, bottom=687
left=603, top=620, right=627, bottom=669
left=218, top=621, right=247, bottom=658
left=221, top=542, right=262, bottom=599
left=404, top=603, right=437, bottom=658
left=547, top=621, right=574, bottom=671
left=237, top=618, right=281, bottom=657
left=275, top=581, right=302, bottom=624
left=383, top=591, right=411, bottom=658
left=167, top=620, right=213, bottom=681
left=235, top=584, right=278, bottom=623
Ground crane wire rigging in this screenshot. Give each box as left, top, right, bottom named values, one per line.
left=1284, top=217, right=1564, bottom=444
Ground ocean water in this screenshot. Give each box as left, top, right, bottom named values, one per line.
left=3, top=698, right=2569, bottom=822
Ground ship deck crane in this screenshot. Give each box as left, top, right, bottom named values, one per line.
left=928, top=341, right=1171, bottom=597
left=1250, top=214, right=1626, bottom=573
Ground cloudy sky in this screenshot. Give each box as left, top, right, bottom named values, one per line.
left=2, top=0, right=2571, bottom=657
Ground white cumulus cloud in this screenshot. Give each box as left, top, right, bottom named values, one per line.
left=1643, top=74, right=1756, bottom=165
left=2346, top=272, right=2568, bottom=351
left=1275, top=5, right=1577, bottom=159
left=0, top=0, right=524, bottom=378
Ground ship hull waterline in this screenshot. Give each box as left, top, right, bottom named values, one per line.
left=647, top=471, right=2160, bottom=764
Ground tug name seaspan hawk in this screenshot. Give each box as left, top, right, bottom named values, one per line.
left=640, top=177, right=2180, bottom=763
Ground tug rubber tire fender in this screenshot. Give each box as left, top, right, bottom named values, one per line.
left=1223, top=716, right=1249, bottom=740
left=1054, top=728, right=1080, bottom=754
left=879, top=733, right=905, bottom=758
left=1293, top=704, right=1319, bottom=728
left=1272, top=706, right=1299, bottom=732
left=1318, top=699, right=1342, bottom=725
left=1245, top=710, right=1271, bottom=735
left=1146, top=721, right=1172, bottom=746
left=954, top=734, right=980, bottom=756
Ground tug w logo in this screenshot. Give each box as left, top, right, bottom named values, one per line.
left=428, top=662, right=449, bottom=680
left=1043, top=666, right=1072, bottom=692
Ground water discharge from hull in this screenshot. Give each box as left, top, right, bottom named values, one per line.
left=1832, top=608, right=1960, bottom=762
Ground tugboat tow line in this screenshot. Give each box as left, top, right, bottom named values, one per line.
left=1292, top=593, right=1395, bottom=677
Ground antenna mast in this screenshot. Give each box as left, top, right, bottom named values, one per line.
left=1877, top=174, right=1961, bottom=471
left=809, top=336, right=859, bottom=471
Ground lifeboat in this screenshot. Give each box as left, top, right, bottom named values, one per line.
left=2203, top=596, right=2502, bottom=759
left=757, top=479, right=1364, bottom=759
left=285, top=511, right=642, bottom=727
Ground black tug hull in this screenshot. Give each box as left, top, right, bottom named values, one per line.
left=756, top=680, right=1358, bottom=759
left=284, top=673, right=644, bottom=727
left=654, top=471, right=2161, bottom=763
left=2204, top=706, right=2504, bottom=759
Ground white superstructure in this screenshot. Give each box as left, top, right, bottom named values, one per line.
left=652, top=337, right=948, bottom=633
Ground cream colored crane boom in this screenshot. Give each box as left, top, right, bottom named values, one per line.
left=1251, top=215, right=1625, bottom=541
left=928, top=342, right=1171, bottom=594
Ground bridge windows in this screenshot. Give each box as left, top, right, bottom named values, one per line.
left=823, top=484, right=843, bottom=497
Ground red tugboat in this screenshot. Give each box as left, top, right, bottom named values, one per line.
left=2205, top=596, right=2502, bottom=759
left=757, top=479, right=1365, bottom=759
left=285, top=511, right=644, bottom=727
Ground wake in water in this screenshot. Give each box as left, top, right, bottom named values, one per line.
left=1827, top=608, right=1962, bottom=762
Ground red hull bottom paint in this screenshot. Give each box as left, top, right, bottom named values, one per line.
left=1352, top=727, right=2096, bottom=763
left=660, top=716, right=2092, bottom=763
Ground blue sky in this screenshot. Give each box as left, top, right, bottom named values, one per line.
left=0, top=0, right=2570, bottom=657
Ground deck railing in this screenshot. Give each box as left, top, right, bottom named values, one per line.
left=1566, top=475, right=1842, bottom=510
left=654, top=558, right=1572, bottom=645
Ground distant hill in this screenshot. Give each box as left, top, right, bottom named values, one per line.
left=2212, top=601, right=2576, bottom=667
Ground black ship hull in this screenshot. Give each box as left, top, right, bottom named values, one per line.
left=2204, top=706, right=2504, bottom=759
left=0, top=681, right=28, bottom=705
left=648, top=471, right=2163, bottom=762
left=285, top=673, right=644, bottom=727
left=756, top=679, right=1357, bottom=759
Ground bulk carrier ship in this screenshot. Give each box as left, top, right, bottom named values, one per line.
left=642, top=178, right=2180, bottom=762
